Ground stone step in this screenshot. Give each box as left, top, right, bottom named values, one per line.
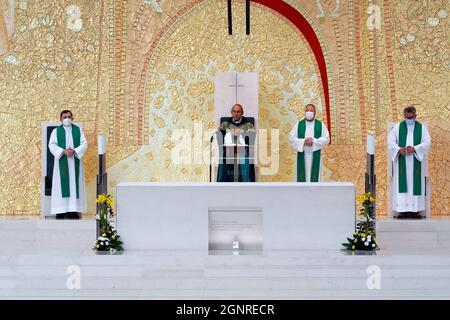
left=6, top=253, right=450, bottom=267
left=3, top=288, right=450, bottom=299
left=3, top=264, right=450, bottom=278
left=3, top=220, right=450, bottom=249
left=1, top=219, right=450, bottom=299
left=3, top=219, right=450, bottom=250
left=377, top=219, right=450, bottom=232
left=4, top=276, right=450, bottom=291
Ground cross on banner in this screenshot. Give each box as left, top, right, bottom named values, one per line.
left=228, top=72, right=245, bottom=104
left=214, top=72, right=258, bottom=131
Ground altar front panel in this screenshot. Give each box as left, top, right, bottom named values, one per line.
left=116, top=182, right=355, bottom=250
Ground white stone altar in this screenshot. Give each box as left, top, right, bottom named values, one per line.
left=116, top=182, right=355, bottom=251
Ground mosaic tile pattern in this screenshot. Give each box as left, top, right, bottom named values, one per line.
left=103, top=0, right=450, bottom=216
left=0, top=0, right=448, bottom=217
left=0, top=0, right=104, bottom=215
left=389, top=0, right=450, bottom=215
left=106, top=1, right=322, bottom=189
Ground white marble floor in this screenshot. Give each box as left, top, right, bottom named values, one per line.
left=1, top=219, right=450, bottom=299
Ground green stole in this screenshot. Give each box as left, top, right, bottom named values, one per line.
left=56, top=124, right=81, bottom=198
left=297, top=119, right=322, bottom=182
left=398, top=120, right=422, bottom=195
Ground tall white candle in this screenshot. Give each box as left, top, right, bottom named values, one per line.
left=98, top=133, right=106, bottom=155
left=367, top=132, right=375, bottom=155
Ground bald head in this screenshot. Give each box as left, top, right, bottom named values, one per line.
left=231, top=104, right=244, bottom=122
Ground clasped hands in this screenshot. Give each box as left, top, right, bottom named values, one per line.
left=304, top=137, right=314, bottom=147
left=63, top=147, right=76, bottom=158
left=399, top=146, right=415, bottom=156
left=231, top=127, right=241, bottom=136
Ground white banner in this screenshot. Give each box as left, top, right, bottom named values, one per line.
left=214, top=72, right=259, bottom=129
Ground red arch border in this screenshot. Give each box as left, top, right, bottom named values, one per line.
left=137, top=0, right=331, bottom=142
left=252, top=0, right=331, bottom=139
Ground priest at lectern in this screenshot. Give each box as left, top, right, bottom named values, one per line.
left=217, top=103, right=256, bottom=182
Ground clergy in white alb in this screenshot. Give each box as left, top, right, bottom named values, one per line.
left=387, top=106, right=431, bottom=214
left=48, top=110, right=88, bottom=215
left=289, top=104, right=330, bottom=182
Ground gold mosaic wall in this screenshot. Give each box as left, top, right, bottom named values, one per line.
left=119, top=1, right=321, bottom=184
left=0, top=0, right=449, bottom=216
left=0, top=0, right=107, bottom=215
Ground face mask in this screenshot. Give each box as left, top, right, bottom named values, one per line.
left=63, top=118, right=72, bottom=126
left=405, top=119, right=415, bottom=125
left=305, top=111, right=315, bottom=121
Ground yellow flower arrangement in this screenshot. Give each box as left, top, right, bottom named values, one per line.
left=94, top=193, right=124, bottom=252
left=106, top=197, right=114, bottom=207
left=96, top=194, right=115, bottom=206
left=96, top=194, right=108, bottom=204
left=343, top=192, right=378, bottom=251
left=356, top=192, right=375, bottom=204
left=95, top=193, right=116, bottom=235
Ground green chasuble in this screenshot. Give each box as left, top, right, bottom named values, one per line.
left=398, top=120, right=422, bottom=195
left=56, top=125, right=81, bottom=198
left=297, top=119, right=322, bottom=182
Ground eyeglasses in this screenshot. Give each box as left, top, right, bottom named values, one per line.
left=231, top=110, right=242, bottom=113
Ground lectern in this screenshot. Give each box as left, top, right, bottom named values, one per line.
left=215, top=117, right=256, bottom=182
